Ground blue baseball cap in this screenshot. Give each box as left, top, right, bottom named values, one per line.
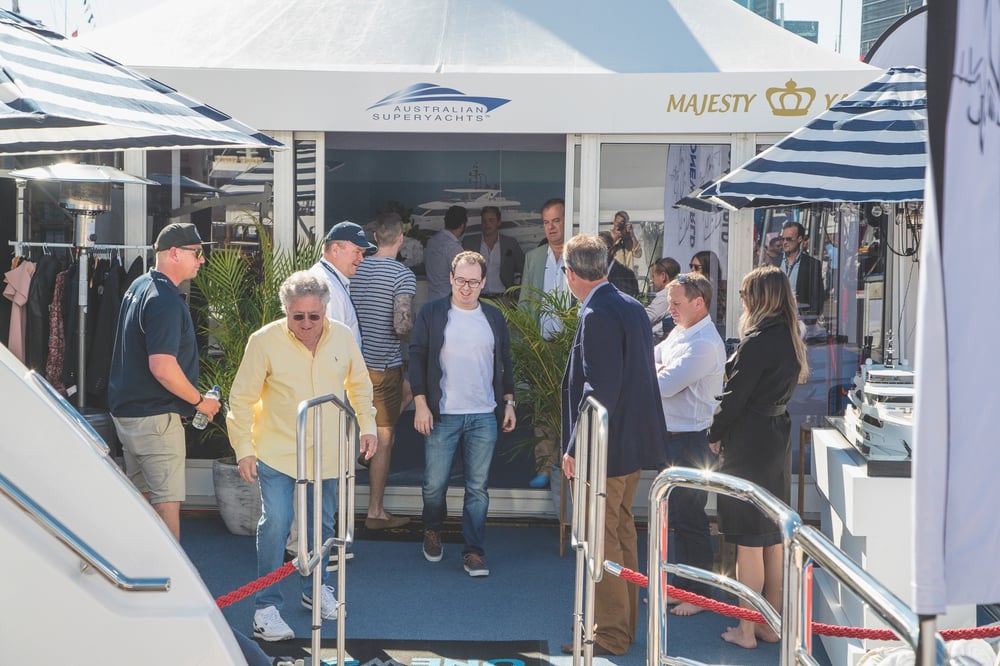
left=325, top=221, right=377, bottom=254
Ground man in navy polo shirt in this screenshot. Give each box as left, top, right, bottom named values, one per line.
left=108, top=223, right=221, bottom=540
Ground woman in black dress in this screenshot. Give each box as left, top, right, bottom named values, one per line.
left=707, top=265, right=808, bottom=649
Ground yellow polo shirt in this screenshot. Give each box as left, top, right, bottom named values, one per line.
left=227, top=317, right=376, bottom=478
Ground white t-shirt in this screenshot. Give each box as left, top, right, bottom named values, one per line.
left=439, top=305, right=495, bottom=414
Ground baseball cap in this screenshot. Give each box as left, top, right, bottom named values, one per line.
left=325, top=221, right=377, bottom=254
left=154, top=222, right=212, bottom=251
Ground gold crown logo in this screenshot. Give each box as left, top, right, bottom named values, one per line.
left=766, top=79, right=816, bottom=116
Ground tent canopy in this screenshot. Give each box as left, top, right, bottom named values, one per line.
left=700, top=67, right=926, bottom=208
left=83, top=0, right=871, bottom=74
left=0, top=10, right=281, bottom=155
left=82, top=0, right=879, bottom=135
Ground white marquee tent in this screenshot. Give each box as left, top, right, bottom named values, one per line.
left=83, top=0, right=880, bottom=332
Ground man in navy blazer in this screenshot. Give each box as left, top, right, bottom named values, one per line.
left=559, top=234, right=669, bottom=656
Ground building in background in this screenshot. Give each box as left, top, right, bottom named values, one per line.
left=860, top=0, right=922, bottom=56
left=734, top=0, right=819, bottom=44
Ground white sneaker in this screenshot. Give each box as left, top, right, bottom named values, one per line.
left=253, top=605, right=294, bottom=642
left=326, top=549, right=355, bottom=572
left=301, top=584, right=343, bottom=620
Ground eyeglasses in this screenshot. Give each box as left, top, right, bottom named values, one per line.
left=290, top=313, right=323, bottom=322
left=453, top=277, right=483, bottom=288
left=176, top=246, right=204, bottom=259
left=780, top=236, right=798, bottom=242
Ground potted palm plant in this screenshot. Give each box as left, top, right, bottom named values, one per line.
left=496, top=286, right=579, bottom=523
left=191, top=220, right=320, bottom=535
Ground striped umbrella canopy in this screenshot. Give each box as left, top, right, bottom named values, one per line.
left=700, top=67, right=926, bottom=209
left=0, top=10, right=281, bottom=155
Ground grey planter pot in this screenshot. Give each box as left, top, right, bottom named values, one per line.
left=212, top=456, right=262, bottom=536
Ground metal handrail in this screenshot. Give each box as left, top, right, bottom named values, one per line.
left=0, top=471, right=170, bottom=592
left=294, top=392, right=357, bottom=666
left=570, top=396, right=608, bottom=666
left=647, top=467, right=948, bottom=666
left=27, top=371, right=109, bottom=456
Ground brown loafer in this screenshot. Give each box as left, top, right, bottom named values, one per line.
left=560, top=641, right=617, bottom=656
left=364, top=515, right=411, bottom=530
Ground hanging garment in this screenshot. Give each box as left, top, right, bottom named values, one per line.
left=46, top=268, right=70, bottom=395
left=87, top=256, right=125, bottom=405
left=3, top=260, right=35, bottom=362
left=25, top=254, right=61, bottom=372
left=125, top=255, right=144, bottom=287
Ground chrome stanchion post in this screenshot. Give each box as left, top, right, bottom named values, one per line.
left=311, top=405, right=323, bottom=665
left=570, top=403, right=589, bottom=666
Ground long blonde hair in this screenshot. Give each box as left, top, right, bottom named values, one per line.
left=738, top=266, right=809, bottom=383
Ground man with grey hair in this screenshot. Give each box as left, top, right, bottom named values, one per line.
left=350, top=212, right=417, bottom=530
left=227, top=270, right=377, bottom=642
left=560, top=234, right=668, bottom=656
left=653, top=272, right=725, bottom=617
left=309, top=221, right=377, bottom=346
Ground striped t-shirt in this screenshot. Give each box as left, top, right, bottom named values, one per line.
left=349, top=257, right=417, bottom=370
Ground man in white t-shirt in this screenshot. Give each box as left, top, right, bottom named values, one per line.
left=408, top=251, right=516, bottom=578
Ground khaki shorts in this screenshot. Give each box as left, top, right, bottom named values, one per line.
left=112, top=413, right=186, bottom=504
left=370, top=366, right=404, bottom=428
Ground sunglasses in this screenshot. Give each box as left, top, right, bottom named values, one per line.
left=290, top=313, right=323, bottom=322
left=176, top=246, right=204, bottom=259
left=689, top=263, right=702, bottom=270
left=781, top=236, right=798, bottom=242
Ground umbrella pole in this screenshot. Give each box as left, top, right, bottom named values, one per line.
left=77, top=242, right=88, bottom=409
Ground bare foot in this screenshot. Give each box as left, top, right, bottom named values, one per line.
left=721, top=626, right=757, bottom=649
left=755, top=625, right=780, bottom=643
left=670, top=602, right=704, bottom=616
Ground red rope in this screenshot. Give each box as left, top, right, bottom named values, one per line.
left=215, top=560, right=297, bottom=609
left=612, top=564, right=1000, bottom=642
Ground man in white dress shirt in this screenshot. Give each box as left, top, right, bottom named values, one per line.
left=309, top=221, right=376, bottom=346
left=520, top=197, right=570, bottom=487
left=654, top=272, right=726, bottom=616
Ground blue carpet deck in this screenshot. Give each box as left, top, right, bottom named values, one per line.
left=183, top=515, right=824, bottom=665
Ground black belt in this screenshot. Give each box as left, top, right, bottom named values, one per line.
left=748, top=404, right=788, bottom=416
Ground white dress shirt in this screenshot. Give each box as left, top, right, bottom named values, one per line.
left=309, top=259, right=361, bottom=346
left=540, top=246, right=567, bottom=339
left=654, top=315, right=726, bottom=432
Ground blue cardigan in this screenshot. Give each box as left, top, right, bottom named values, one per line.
left=408, top=296, right=515, bottom=420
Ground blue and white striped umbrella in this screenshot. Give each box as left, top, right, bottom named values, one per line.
left=700, top=67, right=926, bottom=209
left=0, top=10, right=281, bottom=155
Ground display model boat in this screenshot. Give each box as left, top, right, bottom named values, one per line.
left=843, top=358, right=915, bottom=460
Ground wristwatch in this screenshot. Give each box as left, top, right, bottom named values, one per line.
left=504, top=399, right=516, bottom=407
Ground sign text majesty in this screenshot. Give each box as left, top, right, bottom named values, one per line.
left=666, top=93, right=757, bottom=115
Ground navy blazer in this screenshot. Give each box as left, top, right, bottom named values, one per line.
left=561, top=283, right=669, bottom=477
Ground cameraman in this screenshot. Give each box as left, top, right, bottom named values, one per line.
left=610, top=210, right=642, bottom=271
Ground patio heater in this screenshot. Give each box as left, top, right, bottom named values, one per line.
left=9, top=163, right=156, bottom=408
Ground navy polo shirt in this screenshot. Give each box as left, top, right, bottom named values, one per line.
left=108, top=270, right=199, bottom=418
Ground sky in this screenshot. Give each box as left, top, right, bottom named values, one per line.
left=14, top=0, right=864, bottom=58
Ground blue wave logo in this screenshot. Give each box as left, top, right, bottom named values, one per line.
left=368, top=83, right=510, bottom=112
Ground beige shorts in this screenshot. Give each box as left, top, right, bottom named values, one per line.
left=112, top=413, right=186, bottom=504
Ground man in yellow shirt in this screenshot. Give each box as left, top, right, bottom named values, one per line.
left=227, top=271, right=377, bottom=642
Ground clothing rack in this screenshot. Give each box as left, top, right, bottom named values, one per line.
left=8, top=240, right=152, bottom=408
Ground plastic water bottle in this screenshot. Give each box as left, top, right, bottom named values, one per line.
left=191, top=385, right=220, bottom=430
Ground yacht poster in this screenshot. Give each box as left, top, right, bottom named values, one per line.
left=913, top=0, right=1000, bottom=613
left=661, top=144, right=731, bottom=279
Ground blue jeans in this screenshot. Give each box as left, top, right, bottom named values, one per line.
left=422, top=412, right=497, bottom=556
left=667, top=430, right=717, bottom=597
left=254, top=460, right=338, bottom=610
